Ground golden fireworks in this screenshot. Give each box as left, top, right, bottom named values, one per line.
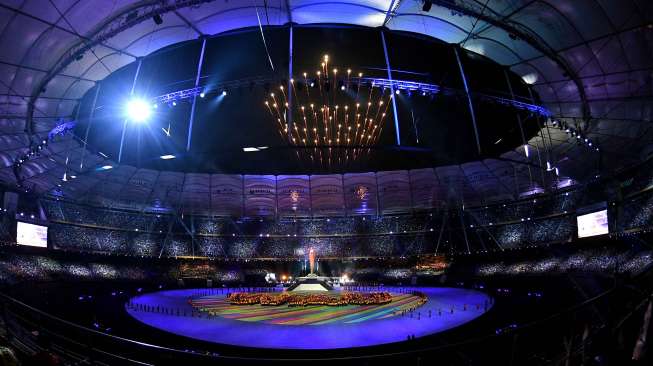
left=264, top=56, right=391, bottom=169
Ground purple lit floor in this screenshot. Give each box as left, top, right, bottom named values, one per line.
left=126, top=287, right=492, bottom=350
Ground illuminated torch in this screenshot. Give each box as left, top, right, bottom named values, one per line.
left=309, top=248, right=316, bottom=275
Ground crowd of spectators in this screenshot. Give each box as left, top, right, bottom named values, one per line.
left=32, top=183, right=652, bottom=260
left=0, top=251, right=256, bottom=286
left=0, top=211, right=12, bottom=243
left=43, top=200, right=167, bottom=232
left=475, top=247, right=653, bottom=277
left=42, top=201, right=460, bottom=239
left=48, top=223, right=441, bottom=258
left=465, top=190, right=579, bottom=226
left=619, top=190, right=653, bottom=231
left=619, top=159, right=653, bottom=195
left=49, top=224, right=165, bottom=256
left=0, top=253, right=149, bottom=285
left=487, top=216, right=575, bottom=249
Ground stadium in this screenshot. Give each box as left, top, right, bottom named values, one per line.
left=0, top=0, right=652, bottom=365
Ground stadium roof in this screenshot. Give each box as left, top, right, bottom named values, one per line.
left=0, top=0, right=651, bottom=210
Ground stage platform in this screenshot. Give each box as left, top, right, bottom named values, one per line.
left=126, top=287, right=492, bottom=350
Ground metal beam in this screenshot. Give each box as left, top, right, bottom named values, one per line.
left=287, top=25, right=293, bottom=139
left=504, top=68, right=533, bottom=187
left=428, top=0, right=590, bottom=123
left=453, top=47, right=482, bottom=155
left=0, top=60, right=97, bottom=83
left=25, top=0, right=220, bottom=135
left=382, top=0, right=400, bottom=26
left=79, top=83, right=101, bottom=170
left=118, top=58, right=142, bottom=162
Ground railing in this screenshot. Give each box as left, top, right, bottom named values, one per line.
left=0, top=278, right=649, bottom=365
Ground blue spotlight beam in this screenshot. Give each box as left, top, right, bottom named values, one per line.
left=380, top=30, right=401, bottom=146
left=186, top=37, right=207, bottom=152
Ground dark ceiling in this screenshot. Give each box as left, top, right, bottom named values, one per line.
left=75, top=25, right=539, bottom=174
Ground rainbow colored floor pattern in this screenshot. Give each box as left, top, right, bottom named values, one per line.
left=190, top=293, right=425, bottom=325
left=126, top=287, right=492, bottom=349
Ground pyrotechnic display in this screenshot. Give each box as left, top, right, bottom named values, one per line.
left=265, top=55, right=392, bottom=168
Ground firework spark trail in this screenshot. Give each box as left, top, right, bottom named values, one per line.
left=265, top=56, right=390, bottom=169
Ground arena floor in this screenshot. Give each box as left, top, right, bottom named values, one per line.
left=126, top=287, right=492, bottom=349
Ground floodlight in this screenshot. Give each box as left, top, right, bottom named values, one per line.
left=126, top=99, right=152, bottom=122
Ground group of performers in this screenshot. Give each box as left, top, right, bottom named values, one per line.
left=227, top=291, right=397, bottom=307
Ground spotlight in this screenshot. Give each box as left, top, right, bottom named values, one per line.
left=125, top=99, right=152, bottom=122
left=152, top=13, right=163, bottom=25
left=172, top=100, right=177, bottom=106
left=422, top=0, right=433, bottom=12
left=199, top=92, right=205, bottom=98
left=222, top=90, right=227, bottom=96
left=395, top=89, right=400, bottom=95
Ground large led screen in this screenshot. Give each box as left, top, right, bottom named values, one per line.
left=577, top=210, right=609, bottom=238
left=16, top=222, right=48, bottom=248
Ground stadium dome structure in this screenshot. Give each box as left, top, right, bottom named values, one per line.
left=0, top=3, right=653, bottom=365
left=0, top=0, right=651, bottom=213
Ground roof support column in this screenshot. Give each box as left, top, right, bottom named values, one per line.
left=274, top=175, right=279, bottom=220
left=79, top=82, right=101, bottom=170
left=453, top=47, right=481, bottom=155
left=287, top=25, right=293, bottom=139
left=503, top=69, right=533, bottom=187
left=63, top=99, right=83, bottom=181
left=186, top=37, right=207, bottom=151
left=527, top=86, right=556, bottom=175
left=118, top=58, right=142, bottom=163
left=380, top=30, right=401, bottom=146
left=308, top=175, right=313, bottom=218
left=458, top=207, right=471, bottom=254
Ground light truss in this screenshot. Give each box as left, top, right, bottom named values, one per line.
left=151, top=76, right=549, bottom=117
